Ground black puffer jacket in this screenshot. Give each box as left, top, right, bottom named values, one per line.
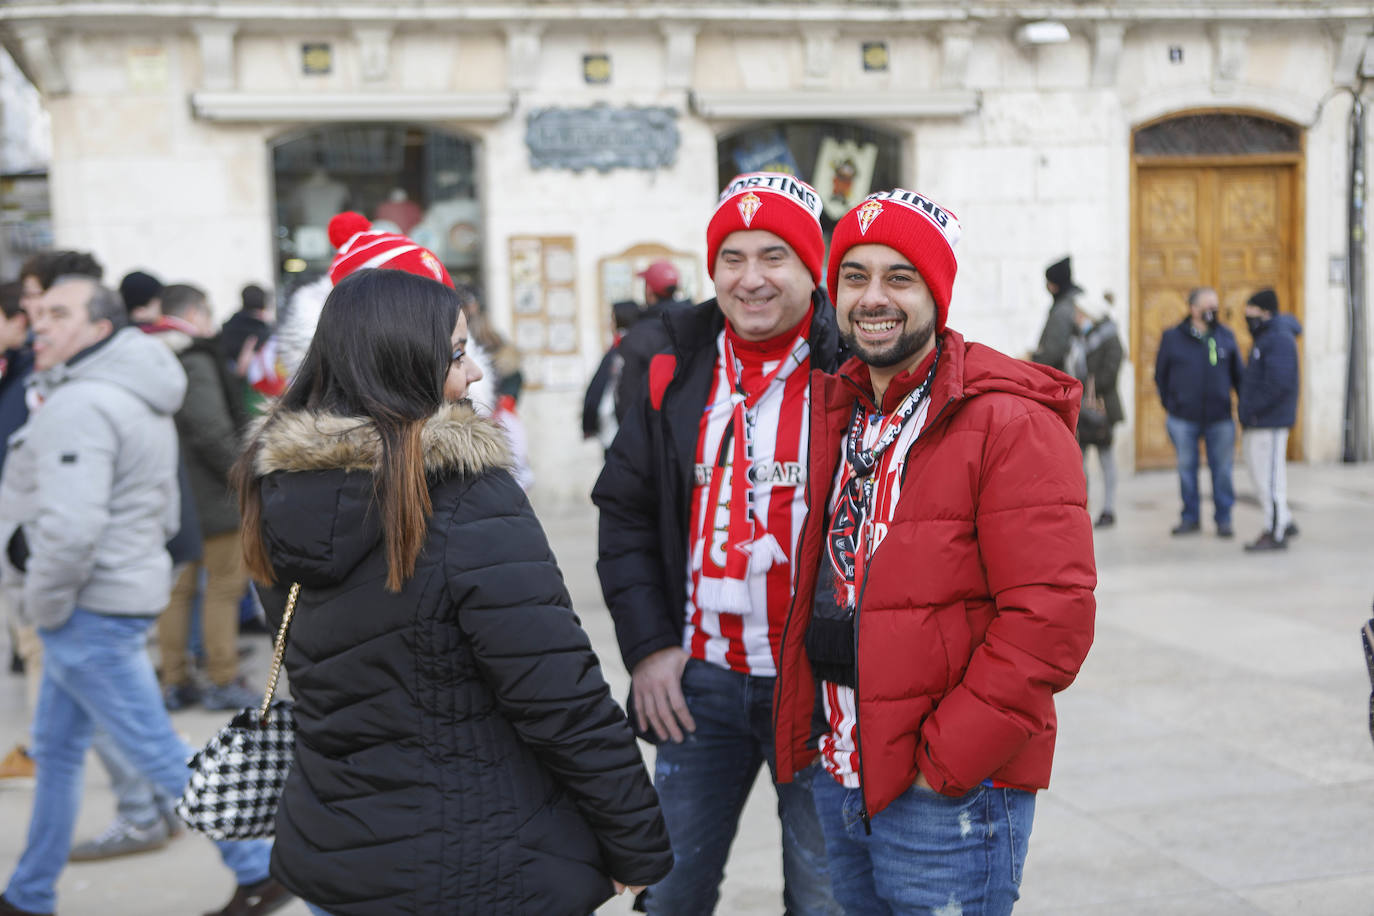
left=592, top=293, right=842, bottom=677
left=251, top=403, right=672, bottom=915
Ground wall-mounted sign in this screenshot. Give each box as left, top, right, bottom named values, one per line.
left=526, top=105, right=679, bottom=172
left=583, top=54, right=612, bottom=84
left=862, top=42, right=889, bottom=73
left=509, top=235, right=581, bottom=390
left=1169, top=45, right=1184, bottom=64
left=302, top=43, right=332, bottom=75
left=126, top=47, right=168, bottom=91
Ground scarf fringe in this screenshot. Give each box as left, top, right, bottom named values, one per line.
left=696, top=577, right=753, bottom=616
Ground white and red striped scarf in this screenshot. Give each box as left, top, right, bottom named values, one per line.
left=684, top=319, right=811, bottom=676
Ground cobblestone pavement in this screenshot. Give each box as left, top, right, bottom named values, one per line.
left=2, top=462, right=1373, bottom=915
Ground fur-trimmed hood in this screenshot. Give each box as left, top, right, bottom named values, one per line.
left=252, top=402, right=511, bottom=588
left=253, top=401, right=510, bottom=478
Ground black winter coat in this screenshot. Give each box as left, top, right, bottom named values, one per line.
left=1239, top=313, right=1301, bottom=429
left=1154, top=318, right=1243, bottom=425
left=591, top=293, right=842, bottom=678
left=252, top=404, right=672, bottom=915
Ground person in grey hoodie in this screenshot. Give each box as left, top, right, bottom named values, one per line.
left=0, top=276, right=286, bottom=916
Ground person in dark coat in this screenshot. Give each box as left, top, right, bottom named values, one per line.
left=612, top=259, right=694, bottom=423
left=234, top=268, right=671, bottom=916
left=1153, top=286, right=1244, bottom=537
left=1031, top=255, right=1081, bottom=370
left=1067, top=293, right=1125, bottom=527
left=147, top=284, right=258, bottom=714
left=582, top=299, right=642, bottom=450
left=1238, top=287, right=1301, bottom=552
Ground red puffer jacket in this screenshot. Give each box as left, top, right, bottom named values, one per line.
left=773, top=329, right=1096, bottom=819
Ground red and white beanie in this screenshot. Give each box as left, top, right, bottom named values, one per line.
left=327, top=211, right=454, bottom=289
left=706, top=172, right=825, bottom=284
left=826, top=189, right=961, bottom=331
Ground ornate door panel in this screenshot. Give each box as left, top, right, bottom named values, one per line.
left=1134, top=163, right=1300, bottom=469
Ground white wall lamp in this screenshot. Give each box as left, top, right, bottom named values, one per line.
left=1015, top=20, right=1071, bottom=47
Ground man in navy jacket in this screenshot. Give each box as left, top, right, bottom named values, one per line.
left=1238, top=288, right=1301, bottom=551
left=1153, top=286, right=1244, bottom=537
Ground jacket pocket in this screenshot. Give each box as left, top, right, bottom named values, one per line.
left=933, top=601, right=975, bottom=692
left=515, top=791, right=613, bottom=915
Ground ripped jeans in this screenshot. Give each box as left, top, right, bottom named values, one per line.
left=811, top=773, right=1035, bottom=916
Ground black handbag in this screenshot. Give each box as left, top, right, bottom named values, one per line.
left=177, top=583, right=301, bottom=840
left=1077, top=375, right=1111, bottom=445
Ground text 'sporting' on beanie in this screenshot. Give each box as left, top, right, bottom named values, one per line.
left=327, top=211, right=454, bottom=289
left=826, top=189, right=962, bottom=331
left=1246, top=287, right=1279, bottom=313
left=706, top=172, right=825, bottom=285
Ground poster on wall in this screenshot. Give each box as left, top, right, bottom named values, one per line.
left=732, top=129, right=800, bottom=177
left=506, top=235, right=579, bottom=391
left=812, top=137, right=879, bottom=220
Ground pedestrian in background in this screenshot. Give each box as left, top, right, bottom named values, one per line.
left=235, top=268, right=671, bottom=915
left=148, top=284, right=258, bottom=712
left=1238, top=287, right=1301, bottom=552
left=0, top=276, right=280, bottom=916
left=613, top=259, right=693, bottom=421
left=117, top=271, right=163, bottom=327
left=1031, top=255, right=1081, bottom=371
left=1153, top=286, right=1243, bottom=538
left=1068, top=293, right=1124, bottom=528
left=582, top=299, right=642, bottom=451
left=594, top=172, right=843, bottom=915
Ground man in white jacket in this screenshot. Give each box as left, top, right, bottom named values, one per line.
left=0, top=276, right=286, bottom=916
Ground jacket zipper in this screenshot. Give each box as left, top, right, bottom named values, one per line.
left=854, top=395, right=956, bottom=833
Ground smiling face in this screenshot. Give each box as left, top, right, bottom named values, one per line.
left=835, top=243, right=938, bottom=384
left=712, top=230, right=815, bottom=341
left=443, top=310, right=483, bottom=403
left=32, top=278, right=112, bottom=371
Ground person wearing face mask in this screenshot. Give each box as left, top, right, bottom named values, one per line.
left=1066, top=296, right=1124, bottom=528
left=1237, top=288, right=1301, bottom=552
left=1153, top=286, right=1244, bottom=537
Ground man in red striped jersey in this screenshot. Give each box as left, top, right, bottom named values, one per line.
left=774, top=190, right=1096, bottom=915
left=593, top=172, right=844, bottom=915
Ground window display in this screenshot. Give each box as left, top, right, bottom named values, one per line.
left=272, top=125, right=481, bottom=289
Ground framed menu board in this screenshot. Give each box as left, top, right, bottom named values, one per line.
left=508, top=235, right=580, bottom=390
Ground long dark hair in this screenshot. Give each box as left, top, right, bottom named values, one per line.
left=234, top=269, right=459, bottom=591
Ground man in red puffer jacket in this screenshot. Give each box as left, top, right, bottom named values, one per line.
left=773, top=188, right=1096, bottom=915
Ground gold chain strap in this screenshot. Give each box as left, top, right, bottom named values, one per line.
left=258, top=582, right=301, bottom=724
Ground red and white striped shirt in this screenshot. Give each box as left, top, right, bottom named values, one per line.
left=683, top=330, right=811, bottom=677
left=820, top=394, right=931, bottom=787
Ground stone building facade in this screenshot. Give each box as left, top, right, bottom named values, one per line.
left=2, top=1, right=1371, bottom=500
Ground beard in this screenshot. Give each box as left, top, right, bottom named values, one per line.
left=841, top=311, right=938, bottom=369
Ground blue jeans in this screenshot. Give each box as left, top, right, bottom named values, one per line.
left=3, top=610, right=271, bottom=913
left=1165, top=414, right=1235, bottom=525
left=645, top=658, right=841, bottom=916
left=91, top=728, right=174, bottom=827
left=812, top=774, right=1036, bottom=916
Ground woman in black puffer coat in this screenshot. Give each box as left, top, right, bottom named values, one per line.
left=233, top=269, right=672, bottom=915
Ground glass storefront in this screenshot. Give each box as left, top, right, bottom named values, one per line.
left=716, top=121, right=902, bottom=236
left=271, top=124, right=481, bottom=291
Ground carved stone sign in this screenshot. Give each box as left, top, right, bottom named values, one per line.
left=526, top=105, right=678, bottom=172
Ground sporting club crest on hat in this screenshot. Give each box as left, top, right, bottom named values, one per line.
left=857, top=199, right=884, bottom=235
left=737, top=191, right=762, bottom=227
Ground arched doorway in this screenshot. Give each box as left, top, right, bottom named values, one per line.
left=270, top=124, right=482, bottom=292
left=716, top=121, right=903, bottom=239
left=1132, top=110, right=1305, bottom=469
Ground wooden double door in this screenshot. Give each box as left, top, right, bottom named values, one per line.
left=1133, top=160, right=1302, bottom=469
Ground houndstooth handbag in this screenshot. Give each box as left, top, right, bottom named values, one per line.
left=177, top=583, right=301, bottom=840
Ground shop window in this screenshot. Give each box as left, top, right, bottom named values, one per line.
left=271, top=125, right=481, bottom=290
left=1133, top=112, right=1300, bottom=157
left=716, top=122, right=902, bottom=235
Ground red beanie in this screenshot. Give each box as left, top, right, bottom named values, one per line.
left=706, top=172, right=825, bottom=285
left=826, top=189, right=961, bottom=331
left=327, top=211, right=454, bottom=289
